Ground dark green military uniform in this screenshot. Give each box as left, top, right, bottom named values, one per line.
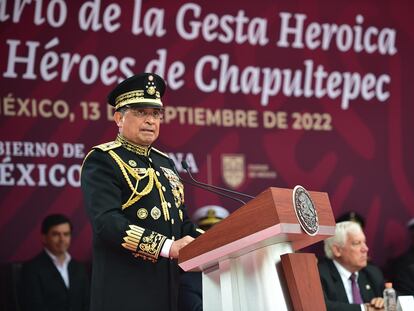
left=81, top=134, right=202, bottom=311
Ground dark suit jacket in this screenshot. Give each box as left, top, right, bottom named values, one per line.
left=20, top=251, right=90, bottom=311
left=388, top=247, right=414, bottom=281
left=318, top=258, right=384, bottom=311
left=178, top=272, right=203, bottom=311
left=395, top=263, right=414, bottom=295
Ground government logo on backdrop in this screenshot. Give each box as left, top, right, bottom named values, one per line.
left=221, top=154, right=245, bottom=189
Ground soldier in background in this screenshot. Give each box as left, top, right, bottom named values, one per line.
left=192, top=205, right=230, bottom=231
left=178, top=205, right=229, bottom=311
left=81, top=73, right=203, bottom=311
left=336, top=211, right=365, bottom=229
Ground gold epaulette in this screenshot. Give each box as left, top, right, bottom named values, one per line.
left=151, top=147, right=170, bottom=159
left=93, top=141, right=122, bottom=152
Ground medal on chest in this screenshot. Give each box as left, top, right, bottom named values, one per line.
left=160, top=167, right=184, bottom=208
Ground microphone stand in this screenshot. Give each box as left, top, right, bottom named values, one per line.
left=168, top=159, right=247, bottom=205
left=181, top=160, right=255, bottom=200
left=181, top=179, right=246, bottom=205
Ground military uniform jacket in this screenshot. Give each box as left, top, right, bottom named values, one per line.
left=81, top=136, right=201, bottom=311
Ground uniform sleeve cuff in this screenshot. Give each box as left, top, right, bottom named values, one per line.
left=160, top=238, right=173, bottom=258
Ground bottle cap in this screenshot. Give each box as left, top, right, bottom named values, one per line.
left=385, top=282, right=393, bottom=288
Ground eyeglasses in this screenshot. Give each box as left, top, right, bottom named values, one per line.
left=128, top=108, right=164, bottom=120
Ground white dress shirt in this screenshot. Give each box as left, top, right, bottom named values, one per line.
left=44, top=248, right=71, bottom=288
left=160, top=239, right=173, bottom=258
left=333, top=260, right=365, bottom=311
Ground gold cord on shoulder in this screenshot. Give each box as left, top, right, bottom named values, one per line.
left=153, top=173, right=170, bottom=221
left=108, top=150, right=170, bottom=221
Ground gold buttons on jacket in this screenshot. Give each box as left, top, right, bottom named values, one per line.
left=137, top=208, right=148, bottom=219
left=151, top=206, right=161, bottom=220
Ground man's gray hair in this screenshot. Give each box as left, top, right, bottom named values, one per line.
left=324, top=221, right=363, bottom=259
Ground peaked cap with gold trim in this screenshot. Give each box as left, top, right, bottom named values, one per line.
left=108, top=73, right=166, bottom=110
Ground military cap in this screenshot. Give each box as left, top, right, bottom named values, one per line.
left=336, top=211, right=365, bottom=228
left=107, top=73, right=166, bottom=110
left=192, top=205, right=229, bottom=230
left=407, top=218, right=414, bottom=230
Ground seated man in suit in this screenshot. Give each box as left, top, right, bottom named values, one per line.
left=318, top=221, right=385, bottom=311
left=20, top=214, right=90, bottom=311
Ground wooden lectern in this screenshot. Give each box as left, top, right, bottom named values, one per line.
left=179, top=187, right=336, bottom=311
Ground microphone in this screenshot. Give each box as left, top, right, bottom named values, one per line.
left=181, top=160, right=256, bottom=204
left=167, top=159, right=247, bottom=205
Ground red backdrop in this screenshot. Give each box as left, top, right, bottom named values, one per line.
left=1, top=0, right=413, bottom=269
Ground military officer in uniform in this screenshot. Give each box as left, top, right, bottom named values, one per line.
left=81, top=73, right=203, bottom=311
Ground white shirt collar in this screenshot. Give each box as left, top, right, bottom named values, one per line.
left=44, top=248, right=72, bottom=288
left=44, top=248, right=71, bottom=267
left=333, top=259, right=363, bottom=306
left=333, top=259, right=358, bottom=280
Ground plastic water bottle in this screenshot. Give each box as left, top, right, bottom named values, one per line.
left=383, top=282, right=397, bottom=311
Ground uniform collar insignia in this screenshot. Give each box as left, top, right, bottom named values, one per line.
left=116, top=134, right=151, bottom=156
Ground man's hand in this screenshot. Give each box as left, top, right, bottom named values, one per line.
left=364, top=297, right=384, bottom=310
left=169, top=235, right=195, bottom=259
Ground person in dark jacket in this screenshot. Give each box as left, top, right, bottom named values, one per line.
left=394, top=263, right=414, bottom=296
left=81, top=73, right=203, bottom=311
left=178, top=205, right=230, bottom=311
left=318, top=221, right=385, bottom=311
left=384, top=217, right=414, bottom=282
left=20, top=214, right=90, bottom=311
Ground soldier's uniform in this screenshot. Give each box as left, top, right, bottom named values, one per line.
left=81, top=73, right=202, bottom=311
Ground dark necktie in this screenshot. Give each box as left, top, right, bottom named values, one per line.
left=350, top=273, right=363, bottom=304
